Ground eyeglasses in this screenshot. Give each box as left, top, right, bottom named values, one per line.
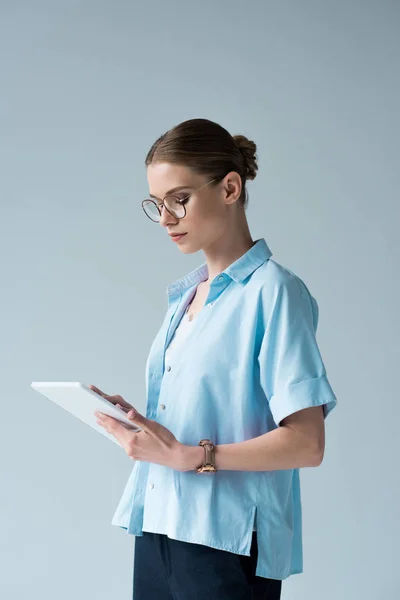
left=142, top=178, right=217, bottom=223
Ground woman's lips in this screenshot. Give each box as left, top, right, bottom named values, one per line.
left=171, top=233, right=187, bottom=242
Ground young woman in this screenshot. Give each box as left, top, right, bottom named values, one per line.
left=91, top=118, right=337, bottom=600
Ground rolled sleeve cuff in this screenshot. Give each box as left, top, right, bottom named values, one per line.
left=269, top=374, right=337, bottom=427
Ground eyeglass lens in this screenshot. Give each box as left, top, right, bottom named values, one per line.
left=143, top=196, right=185, bottom=222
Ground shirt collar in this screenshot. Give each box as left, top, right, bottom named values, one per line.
left=166, top=238, right=273, bottom=298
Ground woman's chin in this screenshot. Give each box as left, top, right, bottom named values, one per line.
left=176, top=240, right=200, bottom=255
left=178, top=246, right=198, bottom=255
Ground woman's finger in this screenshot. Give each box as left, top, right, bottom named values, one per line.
left=89, top=385, right=133, bottom=411
left=96, top=413, right=136, bottom=448
left=89, top=384, right=108, bottom=398
left=112, top=396, right=134, bottom=410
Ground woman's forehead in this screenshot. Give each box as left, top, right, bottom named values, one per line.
left=147, top=162, right=192, bottom=181
left=147, top=163, right=202, bottom=196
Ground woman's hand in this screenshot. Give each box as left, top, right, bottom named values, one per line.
left=89, top=384, right=188, bottom=471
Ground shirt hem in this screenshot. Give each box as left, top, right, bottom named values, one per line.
left=141, top=526, right=252, bottom=556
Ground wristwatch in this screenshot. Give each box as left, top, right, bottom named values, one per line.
left=196, top=439, right=217, bottom=473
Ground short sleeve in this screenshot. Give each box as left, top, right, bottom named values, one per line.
left=258, top=275, right=337, bottom=427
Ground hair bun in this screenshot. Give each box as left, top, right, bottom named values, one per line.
left=232, top=134, right=258, bottom=180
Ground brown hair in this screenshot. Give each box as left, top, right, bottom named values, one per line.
left=145, top=118, right=258, bottom=209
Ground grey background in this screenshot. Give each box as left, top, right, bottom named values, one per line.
left=1, top=1, right=398, bottom=598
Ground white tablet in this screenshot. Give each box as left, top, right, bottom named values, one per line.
left=31, top=382, right=142, bottom=448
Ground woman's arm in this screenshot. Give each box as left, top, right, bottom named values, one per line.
left=180, top=405, right=325, bottom=472
left=95, top=399, right=325, bottom=472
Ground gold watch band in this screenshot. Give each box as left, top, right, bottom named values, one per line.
left=196, top=439, right=217, bottom=473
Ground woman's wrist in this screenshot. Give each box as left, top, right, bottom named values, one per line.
left=176, top=444, right=205, bottom=472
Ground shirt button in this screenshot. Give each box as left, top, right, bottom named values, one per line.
left=149, top=483, right=154, bottom=489
left=160, top=404, right=166, bottom=410
left=166, top=365, right=171, bottom=371
left=217, top=276, right=224, bottom=281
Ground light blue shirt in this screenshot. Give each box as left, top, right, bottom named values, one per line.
left=111, top=238, right=337, bottom=580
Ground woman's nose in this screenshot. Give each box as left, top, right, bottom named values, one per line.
left=159, top=205, right=178, bottom=228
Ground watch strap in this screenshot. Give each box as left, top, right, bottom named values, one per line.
left=196, top=439, right=217, bottom=473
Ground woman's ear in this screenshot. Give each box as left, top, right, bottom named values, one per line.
left=223, top=171, right=242, bottom=204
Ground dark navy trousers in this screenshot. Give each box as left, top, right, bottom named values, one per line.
left=133, top=531, right=282, bottom=600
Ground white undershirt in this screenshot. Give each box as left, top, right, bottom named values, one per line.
left=164, top=309, right=195, bottom=364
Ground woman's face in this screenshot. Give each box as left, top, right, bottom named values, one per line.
left=146, top=162, right=241, bottom=255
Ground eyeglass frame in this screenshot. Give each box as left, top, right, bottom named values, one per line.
left=141, top=178, right=218, bottom=222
